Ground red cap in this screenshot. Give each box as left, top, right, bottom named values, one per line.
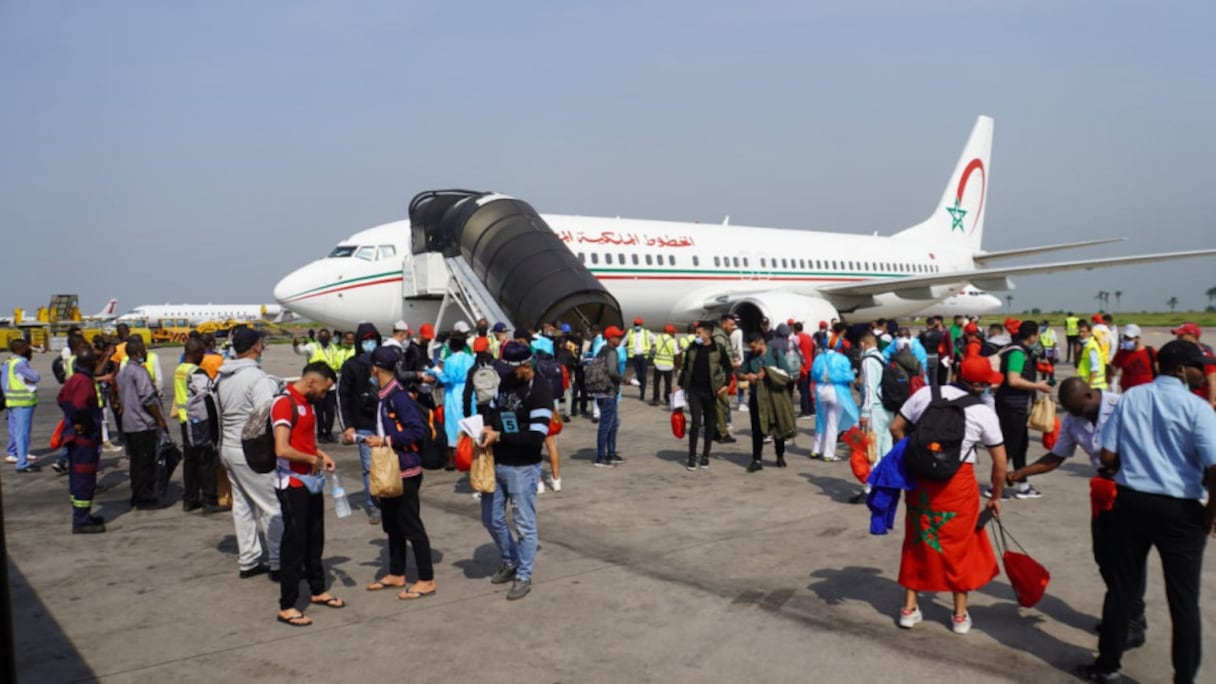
left=964, top=322, right=979, bottom=335
left=818, top=321, right=828, bottom=330
left=787, top=318, right=796, bottom=326
left=960, top=356, right=1004, bottom=386
left=664, top=324, right=676, bottom=334
left=604, top=326, right=626, bottom=339
left=419, top=323, right=435, bottom=340
left=633, top=317, right=644, bottom=326
left=1172, top=322, right=1202, bottom=338
left=1004, top=318, right=1021, bottom=333
left=472, top=337, right=490, bottom=353
left=1091, top=314, right=1103, bottom=323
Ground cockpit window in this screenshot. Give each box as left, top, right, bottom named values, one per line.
left=328, top=245, right=356, bottom=258
left=354, top=246, right=375, bottom=261
left=377, top=245, right=397, bottom=261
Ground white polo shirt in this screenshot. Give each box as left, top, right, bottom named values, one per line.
left=1050, top=390, right=1119, bottom=469
left=899, top=384, right=1004, bottom=464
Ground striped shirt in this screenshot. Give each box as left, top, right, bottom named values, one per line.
left=490, top=376, right=553, bottom=466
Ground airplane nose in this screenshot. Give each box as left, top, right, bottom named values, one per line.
left=274, top=266, right=327, bottom=321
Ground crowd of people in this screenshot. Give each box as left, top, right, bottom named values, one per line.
left=4, top=311, right=1216, bottom=682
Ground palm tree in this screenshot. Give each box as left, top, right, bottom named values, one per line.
left=1005, top=294, right=1013, bottom=312
left=1206, top=286, right=1216, bottom=305
left=1114, top=290, right=1122, bottom=310
left=1167, top=296, right=1179, bottom=312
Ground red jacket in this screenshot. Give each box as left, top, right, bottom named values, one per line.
left=797, top=332, right=814, bottom=380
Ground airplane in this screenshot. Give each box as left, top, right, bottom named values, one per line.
left=273, top=116, right=1216, bottom=334
left=913, top=286, right=1003, bottom=319
left=115, top=303, right=285, bottom=326
left=86, top=298, right=120, bottom=322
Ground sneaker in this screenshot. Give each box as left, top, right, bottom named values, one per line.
left=26, top=454, right=37, bottom=462
left=506, top=578, right=532, bottom=600
left=490, top=564, right=517, bottom=585
left=104, top=442, right=123, bottom=453
left=821, top=454, right=843, bottom=463
left=717, top=435, right=737, bottom=444
left=4, top=456, right=15, bottom=464
left=591, top=416, right=599, bottom=424
left=610, top=453, right=625, bottom=463
left=763, top=436, right=774, bottom=444
left=239, top=563, right=271, bottom=579
left=898, top=606, right=922, bottom=629
left=738, top=404, right=749, bottom=412
left=594, top=459, right=615, bottom=469
left=368, top=511, right=382, bottom=525
left=550, top=477, right=561, bottom=492
left=1015, top=485, right=1042, bottom=499
left=848, top=491, right=866, bottom=504
left=537, top=479, right=546, bottom=495
left=1074, top=663, right=1121, bottom=682
left=15, top=464, right=42, bottom=473
left=981, top=485, right=1013, bottom=500
left=51, top=461, right=68, bottom=474
left=699, top=457, right=709, bottom=470
left=746, top=460, right=763, bottom=473
left=686, top=461, right=697, bottom=472
left=72, top=522, right=106, bottom=534
left=951, top=612, right=972, bottom=635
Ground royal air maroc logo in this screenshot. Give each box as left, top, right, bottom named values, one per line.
left=946, top=158, right=986, bottom=234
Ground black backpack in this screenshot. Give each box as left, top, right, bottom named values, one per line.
left=904, top=384, right=979, bottom=481
left=52, top=356, right=67, bottom=384
left=876, top=355, right=911, bottom=412
left=534, top=352, right=564, bottom=399
left=407, top=395, right=447, bottom=470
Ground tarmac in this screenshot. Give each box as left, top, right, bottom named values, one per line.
left=5, top=329, right=1214, bottom=684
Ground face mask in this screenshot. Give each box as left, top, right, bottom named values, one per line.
left=1120, top=340, right=1135, bottom=351
left=695, top=337, right=705, bottom=345
left=634, top=326, right=642, bottom=331
left=361, top=340, right=377, bottom=353
left=1040, top=327, right=1047, bottom=333
left=318, top=337, right=330, bottom=346
left=369, top=372, right=380, bottom=388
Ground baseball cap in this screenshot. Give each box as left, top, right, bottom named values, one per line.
left=453, top=321, right=471, bottom=334
left=604, top=325, right=625, bottom=339
left=1092, top=314, right=1103, bottom=323
left=1122, top=323, right=1142, bottom=339
left=560, top=323, right=572, bottom=334
left=787, top=318, right=796, bottom=326
left=1172, top=322, right=1201, bottom=338
left=370, top=346, right=399, bottom=370
left=1157, top=340, right=1216, bottom=369
left=960, top=356, right=1004, bottom=386
left=491, top=322, right=508, bottom=333
left=963, top=322, right=979, bottom=335
left=1004, top=317, right=1021, bottom=333
left=231, top=327, right=264, bottom=354
left=392, top=320, right=410, bottom=332
left=818, top=321, right=828, bottom=330
left=633, top=317, right=644, bottom=326
left=418, top=323, right=435, bottom=340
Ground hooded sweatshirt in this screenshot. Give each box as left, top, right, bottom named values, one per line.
left=339, top=323, right=382, bottom=432
left=216, top=357, right=281, bottom=461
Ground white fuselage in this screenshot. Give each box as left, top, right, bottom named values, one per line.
left=117, top=303, right=282, bottom=325
left=273, top=215, right=978, bottom=332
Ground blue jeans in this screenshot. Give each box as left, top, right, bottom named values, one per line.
left=356, top=429, right=380, bottom=515
left=7, top=406, right=34, bottom=469
left=480, top=463, right=539, bottom=581
left=595, top=396, right=619, bottom=459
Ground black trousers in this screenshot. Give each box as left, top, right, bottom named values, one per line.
left=652, top=369, right=673, bottom=405
left=277, top=486, right=326, bottom=610
left=573, top=365, right=589, bottom=414
left=124, top=429, right=158, bottom=505
left=1092, top=508, right=1146, bottom=631
left=798, top=373, right=813, bottom=415
left=1066, top=335, right=1079, bottom=365
left=179, top=424, right=218, bottom=507
left=996, top=408, right=1029, bottom=472
left=748, top=393, right=785, bottom=460
left=686, top=391, right=716, bottom=462
left=632, top=355, right=649, bottom=399
left=315, top=390, right=336, bottom=437
left=380, top=474, right=433, bottom=580
left=1096, top=487, right=1207, bottom=682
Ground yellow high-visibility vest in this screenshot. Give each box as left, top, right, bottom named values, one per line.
left=174, top=362, right=200, bottom=422
left=4, top=358, right=36, bottom=407
left=652, top=334, right=677, bottom=369
left=625, top=328, right=653, bottom=355
left=120, top=352, right=159, bottom=386
left=1065, top=316, right=1080, bottom=336
left=1040, top=328, right=1057, bottom=349
left=1078, top=337, right=1107, bottom=389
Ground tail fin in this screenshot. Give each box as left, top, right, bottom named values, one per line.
left=895, top=115, right=993, bottom=251
left=95, top=298, right=118, bottom=319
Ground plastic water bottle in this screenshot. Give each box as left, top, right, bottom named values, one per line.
left=328, top=472, right=352, bottom=519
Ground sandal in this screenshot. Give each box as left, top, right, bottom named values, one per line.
left=277, top=611, right=312, bottom=627
left=367, top=578, right=406, bottom=591
left=310, top=595, right=346, bottom=609
left=398, top=585, right=437, bottom=600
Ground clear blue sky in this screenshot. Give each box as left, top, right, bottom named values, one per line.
left=3, top=1, right=1214, bottom=317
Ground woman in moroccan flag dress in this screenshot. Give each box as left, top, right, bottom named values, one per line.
left=888, top=357, right=1009, bottom=634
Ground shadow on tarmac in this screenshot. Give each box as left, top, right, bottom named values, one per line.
left=10, top=559, right=97, bottom=682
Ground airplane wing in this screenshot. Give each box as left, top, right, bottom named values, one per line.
left=972, top=238, right=1125, bottom=264
left=820, top=249, right=1216, bottom=298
